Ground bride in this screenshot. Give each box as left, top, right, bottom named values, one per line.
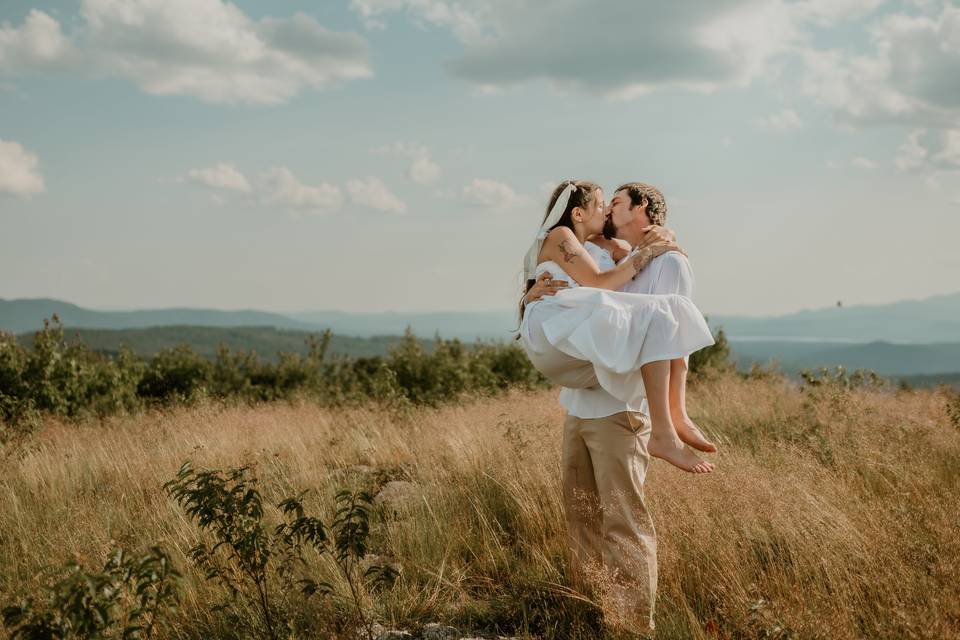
left=519, top=180, right=716, bottom=473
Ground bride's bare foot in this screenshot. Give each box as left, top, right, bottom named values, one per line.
left=671, top=410, right=718, bottom=453
left=648, top=432, right=713, bottom=473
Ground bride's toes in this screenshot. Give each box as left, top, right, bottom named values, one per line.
left=674, top=415, right=718, bottom=453
left=648, top=434, right=713, bottom=474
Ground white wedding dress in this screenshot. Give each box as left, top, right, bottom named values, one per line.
left=519, top=256, right=715, bottom=406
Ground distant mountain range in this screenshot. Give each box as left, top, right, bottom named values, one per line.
left=5, top=292, right=960, bottom=343
left=711, top=291, right=960, bottom=344
left=0, top=298, right=317, bottom=334
left=3, top=294, right=960, bottom=382
left=728, top=339, right=960, bottom=376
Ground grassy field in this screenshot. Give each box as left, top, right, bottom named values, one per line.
left=1, top=372, right=958, bottom=639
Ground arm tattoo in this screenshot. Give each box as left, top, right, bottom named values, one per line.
left=631, top=248, right=651, bottom=274
left=558, top=239, right=581, bottom=263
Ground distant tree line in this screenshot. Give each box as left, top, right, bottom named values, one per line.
left=0, top=316, right=547, bottom=432
left=0, top=316, right=733, bottom=435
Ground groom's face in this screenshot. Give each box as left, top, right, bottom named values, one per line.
left=605, top=189, right=650, bottom=238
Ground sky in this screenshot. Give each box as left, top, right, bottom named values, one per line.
left=1, top=0, right=958, bottom=317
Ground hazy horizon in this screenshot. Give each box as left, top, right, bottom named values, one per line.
left=3, top=1, right=959, bottom=315
left=3, top=288, right=959, bottom=320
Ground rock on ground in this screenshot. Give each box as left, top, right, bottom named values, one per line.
left=373, top=480, right=418, bottom=509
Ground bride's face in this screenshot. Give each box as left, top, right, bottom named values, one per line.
left=576, top=188, right=606, bottom=234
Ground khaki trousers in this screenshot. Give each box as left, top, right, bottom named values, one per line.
left=561, top=411, right=657, bottom=633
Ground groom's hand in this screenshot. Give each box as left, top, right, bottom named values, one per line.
left=525, top=271, right=568, bottom=304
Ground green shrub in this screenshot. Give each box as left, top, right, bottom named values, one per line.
left=946, top=391, right=960, bottom=431
left=137, top=344, right=212, bottom=404
left=2, top=546, right=180, bottom=640
left=1, top=317, right=552, bottom=429
left=689, top=324, right=733, bottom=377
left=1, top=318, right=144, bottom=426
left=164, top=462, right=396, bottom=640
left=799, top=366, right=887, bottom=390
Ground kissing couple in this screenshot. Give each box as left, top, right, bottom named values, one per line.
left=518, top=180, right=718, bottom=632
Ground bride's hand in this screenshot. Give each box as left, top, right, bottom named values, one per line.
left=525, top=271, right=568, bottom=305
left=637, top=225, right=685, bottom=257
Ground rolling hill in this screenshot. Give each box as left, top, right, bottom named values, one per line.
left=14, top=325, right=431, bottom=361
left=728, top=339, right=960, bottom=376
left=3, top=294, right=960, bottom=381
left=4, top=292, right=960, bottom=343
left=711, top=291, right=960, bottom=344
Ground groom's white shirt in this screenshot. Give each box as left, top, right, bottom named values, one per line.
left=558, top=242, right=696, bottom=419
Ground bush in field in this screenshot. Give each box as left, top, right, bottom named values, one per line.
left=164, top=462, right=396, bottom=640
left=0, top=318, right=143, bottom=427
left=689, top=324, right=733, bottom=377
left=0, top=331, right=36, bottom=430
left=386, top=329, right=547, bottom=405
left=323, top=356, right=405, bottom=407
left=800, top=366, right=887, bottom=390
left=2, top=546, right=179, bottom=640
left=0, top=318, right=548, bottom=431
left=137, top=344, right=212, bottom=404
left=472, top=340, right=547, bottom=392
left=948, top=391, right=960, bottom=431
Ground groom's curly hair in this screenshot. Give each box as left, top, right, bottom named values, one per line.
left=616, top=182, right=667, bottom=226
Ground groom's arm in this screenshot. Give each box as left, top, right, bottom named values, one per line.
left=525, top=228, right=685, bottom=304
left=523, top=271, right=569, bottom=306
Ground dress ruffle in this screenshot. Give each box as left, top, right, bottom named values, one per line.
left=522, top=287, right=714, bottom=406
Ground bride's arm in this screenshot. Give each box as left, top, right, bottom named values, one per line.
left=587, top=226, right=682, bottom=263
left=542, top=227, right=652, bottom=290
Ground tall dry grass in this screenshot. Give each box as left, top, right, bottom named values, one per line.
left=1, top=373, right=958, bottom=639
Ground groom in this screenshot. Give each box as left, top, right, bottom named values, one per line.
left=525, top=182, right=694, bottom=634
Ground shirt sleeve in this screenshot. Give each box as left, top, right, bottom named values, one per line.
left=648, top=252, right=695, bottom=298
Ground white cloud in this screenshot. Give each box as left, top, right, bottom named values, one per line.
left=374, top=142, right=441, bottom=185
left=408, top=155, right=441, bottom=185
left=462, top=178, right=529, bottom=208
left=352, top=0, right=803, bottom=97
left=0, top=1, right=372, bottom=105
left=186, top=163, right=252, bottom=193
left=757, top=108, right=802, bottom=132
left=350, top=0, right=487, bottom=42
left=539, top=181, right=558, bottom=196
left=894, top=128, right=960, bottom=173
left=173, top=164, right=408, bottom=215
left=802, top=6, right=960, bottom=128
left=896, top=129, right=929, bottom=170
left=933, top=130, right=960, bottom=168
left=347, top=177, right=407, bottom=213
left=349, top=0, right=954, bottom=119
left=261, top=167, right=344, bottom=211
left=0, top=138, right=45, bottom=198
left=790, top=0, right=885, bottom=26
left=894, top=128, right=960, bottom=200
left=851, top=156, right=878, bottom=169
left=0, top=9, right=73, bottom=71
